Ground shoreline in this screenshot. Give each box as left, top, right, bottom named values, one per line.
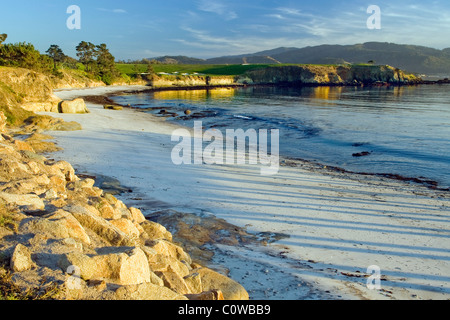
left=44, top=85, right=450, bottom=300
left=98, top=83, right=450, bottom=193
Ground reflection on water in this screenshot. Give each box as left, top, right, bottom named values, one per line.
left=153, top=88, right=237, bottom=101
left=112, top=85, right=450, bottom=188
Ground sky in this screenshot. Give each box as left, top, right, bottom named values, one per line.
left=0, top=0, right=449, bottom=60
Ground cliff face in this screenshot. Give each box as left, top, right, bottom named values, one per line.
left=237, top=65, right=419, bottom=85
left=0, top=67, right=104, bottom=114
left=150, top=75, right=236, bottom=88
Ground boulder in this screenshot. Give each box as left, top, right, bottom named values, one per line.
left=96, top=199, right=122, bottom=220
left=64, top=204, right=136, bottom=246
left=19, top=211, right=91, bottom=245
left=140, top=220, right=173, bottom=242
left=10, top=244, right=34, bottom=272
left=193, top=267, right=249, bottom=300
left=59, top=99, right=90, bottom=114
left=128, top=207, right=146, bottom=224
left=109, top=218, right=141, bottom=239
left=146, top=239, right=192, bottom=265
left=52, top=161, right=77, bottom=182
left=59, top=247, right=151, bottom=286
left=183, top=272, right=203, bottom=294
left=0, top=192, right=45, bottom=212
left=156, top=267, right=191, bottom=294
left=45, top=210, right=91, bottom=244
left=186, top=290, right=225, bottom=301
left=112, top=282, right=188, bottom=300
left=141, top=245, right=191, bottom=277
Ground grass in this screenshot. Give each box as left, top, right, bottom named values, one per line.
left=116, top=63, right=272, bottom=77
left=116, top=63, right=355, bottom=78
left=0, top=105, right=34, bottom=126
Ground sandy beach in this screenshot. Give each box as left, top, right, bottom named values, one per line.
left=42, top=86, right=450, bottom=300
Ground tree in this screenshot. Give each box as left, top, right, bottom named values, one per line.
left=0, top=34, right=7, bottom=46
left=76, top=41, right=96, bottom=72
left=46, top=45, right=66, bottom=63
left=0, top=42, right=53, bottom=74
left=95, top=43, right=120, bottom=84
left=75, top=41, right=120, bottom=85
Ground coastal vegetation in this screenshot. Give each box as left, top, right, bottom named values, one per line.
left=0, top=35, right=123, bottom=85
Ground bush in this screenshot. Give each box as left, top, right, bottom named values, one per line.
left=0, top=42, right=53, bottom=74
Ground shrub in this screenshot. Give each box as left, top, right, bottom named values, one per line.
left=0, top=42, right=53, bottom=74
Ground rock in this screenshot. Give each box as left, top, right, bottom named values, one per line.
left=52, top=161, right=77, bottom=182
left=352, top=151, right=372, bottom=157
left=0, top=111, right=7, bottom=134
left=148, top=270, right=164, bottom=286
left=45, top=210, right=91, bottom=244
left=48, top=175, right=67, bottom=194
left=184, top=110, right=192, bottom=116
left=19, top=210, right=91, bottom=245
left=184, top=272, right=203, bottom=294
left=140, top=220, right=173, bottom=242
left=79, top=178, right=95, bottom=189
left=104, top=105, right=123, bottom=111
left=10, top=244, right=33, bottom=272
left=128, top=207, right=146, bottom=224
left=146, top=239, right=192, bottom=265
left=0, top=158, right=32, bottom=182
left=109, top=218, right=140, bottom=239
left=87, top=279, right=107, bottom=292
left=112, top=282, right=188, bottom=300
left=93, top=199, right=121, bottom=220
left=156, top=267, right=191, bottom=294
left=186, top=290, right=225, bottom=301
left=141, top=245, right=191, bottom=278
left=58, top=252, right=96, bottom=280
left=59, top=247, right=151, bottom=286
left=0, top=192, right=45, bottom=212
left=64, top=204, right=136, bottom=246
left=59, top=98, right=90, bottom=114
left=193, top=267, right=249, bottom=300
left=22, top=115, right=82, bottom=132
left=13, top=140, right=35, bottom=152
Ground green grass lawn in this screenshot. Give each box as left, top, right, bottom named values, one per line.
left=116, top=64, right=272, bottom=77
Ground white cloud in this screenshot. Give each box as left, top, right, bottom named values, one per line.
left=97, top=8, right=127, bottom=14
left=196, top=0, right=238, bottom=20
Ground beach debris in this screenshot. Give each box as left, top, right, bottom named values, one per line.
left=352, top=151, right=372, bottom=157
left=104, top=105, right=123, bottom=111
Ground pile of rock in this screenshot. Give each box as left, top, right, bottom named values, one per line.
left=0, top=111, right=248, bottom=300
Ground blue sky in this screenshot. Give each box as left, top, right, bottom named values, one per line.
left=1, top=0, right=449, bottom=60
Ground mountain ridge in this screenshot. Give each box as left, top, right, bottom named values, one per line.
left=149, top=42, right=450, bottom=75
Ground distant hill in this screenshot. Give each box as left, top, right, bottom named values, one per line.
left=152, top=55, right=206, bottom=65
left=203, top=42, right=450, bottom=75
left=147, top=43, right=450, bottom=76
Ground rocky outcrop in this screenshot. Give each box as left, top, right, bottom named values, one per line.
left=237, top=64, right=420, bottom=86
left=0, top=112, right=248, bottom=300
left=150, top=75, right=236, bottom=88
left=0, top=67, right=100, bottom=114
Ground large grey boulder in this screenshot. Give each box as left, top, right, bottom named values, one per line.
left=59, top=98, right=90, bottom=114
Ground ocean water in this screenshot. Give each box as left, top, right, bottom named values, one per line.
left=111, top=84, right=450, bottom=189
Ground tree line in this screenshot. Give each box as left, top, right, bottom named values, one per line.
left=0, top=34, right=121, bottom=85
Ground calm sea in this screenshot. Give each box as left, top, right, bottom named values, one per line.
left=111, top=84, right=450, bottom=189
